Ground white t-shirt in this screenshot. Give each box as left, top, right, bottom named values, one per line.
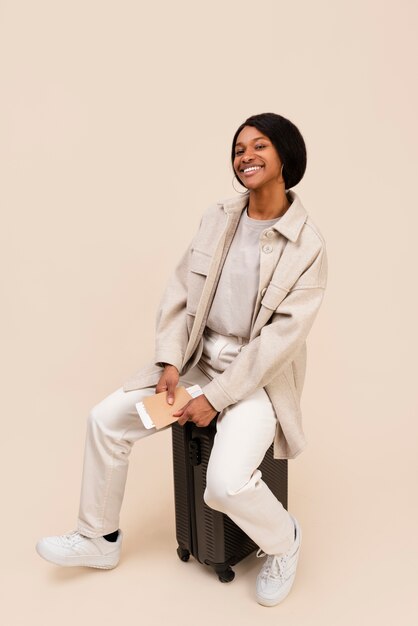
left=206, top=206, right=282, bottom=340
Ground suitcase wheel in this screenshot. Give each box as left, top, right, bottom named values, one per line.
left=176, top=546, right=190, bottom=562
left=215, top=565, right=235, bottom=583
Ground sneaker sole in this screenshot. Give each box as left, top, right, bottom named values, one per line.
left=36, top=543, right=120, bottom=569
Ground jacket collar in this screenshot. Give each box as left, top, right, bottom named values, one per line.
left=217, top=189, right=308, bottom=243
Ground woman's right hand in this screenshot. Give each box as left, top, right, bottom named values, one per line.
left=155, top=364, right=180, bottom=405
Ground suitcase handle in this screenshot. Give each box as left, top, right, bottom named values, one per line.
left=188, top=438, right=201, bottom=466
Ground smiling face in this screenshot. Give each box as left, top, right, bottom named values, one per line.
left=233, top=125, right=284, bottom=190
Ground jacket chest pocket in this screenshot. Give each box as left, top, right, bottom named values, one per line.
left=260, top=281, right=289, bottom=311
left=186, top=248, right=212, bottom=315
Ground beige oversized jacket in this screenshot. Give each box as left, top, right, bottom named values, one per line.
left=123, top=189, right=328, bottom=459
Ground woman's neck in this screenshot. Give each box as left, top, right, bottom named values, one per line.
left=246, top=185, right=291, bottom=220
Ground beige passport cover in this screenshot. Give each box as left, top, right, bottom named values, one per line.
left=142, top=386, right=192, bottom=430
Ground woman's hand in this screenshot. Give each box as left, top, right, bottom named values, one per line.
left=172, top=395, right=218, bottom=428
left=155, top=364, right=180, bottom=405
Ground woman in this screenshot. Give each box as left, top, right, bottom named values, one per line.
left=36, top=112, right=328, bottom=607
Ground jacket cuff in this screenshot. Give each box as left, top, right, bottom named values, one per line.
left=154, top=350, right=183, bottom=373
left=201, top=378, right=236, bottom=413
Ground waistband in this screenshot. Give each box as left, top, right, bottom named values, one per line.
left=203, top=326, right=248, bottom=346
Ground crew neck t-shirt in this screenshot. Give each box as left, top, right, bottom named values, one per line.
left=205, top=207, right=282, bottom=340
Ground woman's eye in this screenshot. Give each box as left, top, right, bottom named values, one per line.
left=235, top=144, right=266, bottom=156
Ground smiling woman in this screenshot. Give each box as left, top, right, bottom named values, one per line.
left=231, top=115, right=307, bottom=224
left=36, top=112, right=327, bottom=609
left=231, top=112, right=307, bottom=192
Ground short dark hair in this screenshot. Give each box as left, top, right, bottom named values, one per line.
left=231, top=112, right=307, bottom=189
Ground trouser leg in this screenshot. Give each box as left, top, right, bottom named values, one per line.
left=77, top=366, right=212, bottom=538
left=77, top=386, right=159, bottom=538
left=199, top=328, right=295, bottom=556
left=203, top=387, right=294, bottom=556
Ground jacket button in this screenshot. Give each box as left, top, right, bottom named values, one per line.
left=266, top=230, right=274, bottom=238
left=262, top=244, right=273, bottom=253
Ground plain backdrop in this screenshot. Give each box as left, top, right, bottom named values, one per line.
left=1, top=1, right=417, bottom=624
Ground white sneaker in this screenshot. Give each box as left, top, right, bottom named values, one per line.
left=255, top=514, right=302, bottom=607
left=36, top=530, right=123, bottom=569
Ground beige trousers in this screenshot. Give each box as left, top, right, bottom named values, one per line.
left=77, top=328, right=294, bottom=556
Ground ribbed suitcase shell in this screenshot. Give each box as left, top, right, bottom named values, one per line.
left=171, top=419, right=288, bottom=582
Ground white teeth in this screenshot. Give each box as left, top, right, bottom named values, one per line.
left=243, top=166, right=262, bottom=173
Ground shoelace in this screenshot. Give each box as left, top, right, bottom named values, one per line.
left=55, top=531, right=85, bottom=547
left=256, top=548, right=289, bottom=582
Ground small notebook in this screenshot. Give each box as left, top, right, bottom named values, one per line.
left=135, top=384, right=203, bottom=430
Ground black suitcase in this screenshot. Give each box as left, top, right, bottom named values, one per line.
left=171, top=418, right=288, bottom=582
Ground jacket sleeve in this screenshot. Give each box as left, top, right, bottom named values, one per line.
left=153, top=241, right=192, bottom=371
left=201, top=242, right=328, bottom=411
left=153, top=212, right=206, bottom=371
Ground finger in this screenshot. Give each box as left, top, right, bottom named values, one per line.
left=166, top=380, right=177, bottom=405
left=177, top=412, right=190, bottom=426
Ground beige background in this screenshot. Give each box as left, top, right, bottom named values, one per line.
left=1, top=1, right=417, bottom=624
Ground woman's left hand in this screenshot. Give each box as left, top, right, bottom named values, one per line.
left=173, top=395, right=218, bottom=427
